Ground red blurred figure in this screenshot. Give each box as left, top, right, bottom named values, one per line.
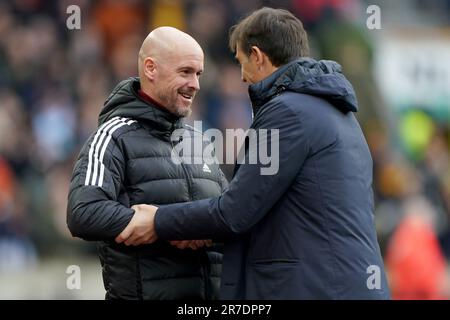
left=386, top=197, right=450, bottom=299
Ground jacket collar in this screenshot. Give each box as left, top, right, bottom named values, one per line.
left=248, top=58, right=358, bottom=116
left=99, top=77, right=184, bottom=133
left=248, top=59, right=299, bottom=115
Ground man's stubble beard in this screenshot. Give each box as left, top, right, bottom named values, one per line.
left=176, top=107, right=192, bottom=118
left=156, top=91, right=192, bottom=118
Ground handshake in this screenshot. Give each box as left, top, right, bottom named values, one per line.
left=114, top=204, right=211, bottom=250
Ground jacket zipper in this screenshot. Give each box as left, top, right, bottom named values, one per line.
left=170, top=126, right=210, bottom=299
left=170, top=129, right=194, bottom=201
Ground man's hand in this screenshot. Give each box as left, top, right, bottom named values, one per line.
left=170, top=239, right=212, bottom=250
left=115, top=204, right=159, bottom=246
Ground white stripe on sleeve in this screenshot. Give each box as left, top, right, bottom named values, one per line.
left=84, top=117, right=136, bottom=187
left=97, top=119, right=136, bottom=187
left=84, top=117, right=120, bottom=186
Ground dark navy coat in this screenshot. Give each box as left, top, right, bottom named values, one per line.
left=155, top=58, right=391, bottom=299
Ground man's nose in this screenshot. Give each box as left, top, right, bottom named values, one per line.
left=189, top=76, right=200, bottom=91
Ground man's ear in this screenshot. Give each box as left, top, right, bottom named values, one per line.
left=250, top=46, right=264, bottom=67
left=144, top=57, right=156, bottom=81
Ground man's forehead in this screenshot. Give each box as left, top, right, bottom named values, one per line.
left=235, top=50, right=244, bottom=61
left=174, top=55, right=203, bottom=68
left=235, top=44, right=245, bottom=59
left=173, top=44, right=203, bottom=58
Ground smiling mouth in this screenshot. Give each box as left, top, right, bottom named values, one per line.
left=179, top=92, right=194, bottom=101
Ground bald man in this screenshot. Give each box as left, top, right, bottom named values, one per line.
left=67, top=27, right=228, bottom=300
left=137, top=26, right=204, bottom=118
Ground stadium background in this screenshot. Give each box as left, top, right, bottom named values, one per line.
left=0, top=0, right=449, bottom=299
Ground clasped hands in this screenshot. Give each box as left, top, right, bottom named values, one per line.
left=115, top=204, right=211, bottom=250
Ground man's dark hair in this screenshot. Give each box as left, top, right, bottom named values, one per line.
left=229, top=7, right=310, bottom=66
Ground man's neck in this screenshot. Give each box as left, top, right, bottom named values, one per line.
left=138, top=89, right=165, bottom=110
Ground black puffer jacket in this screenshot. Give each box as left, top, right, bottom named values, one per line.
left=67, top=78, right=227, bottom=299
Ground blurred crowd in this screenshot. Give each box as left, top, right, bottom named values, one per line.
left=0, top=0, right=449, bottom=299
